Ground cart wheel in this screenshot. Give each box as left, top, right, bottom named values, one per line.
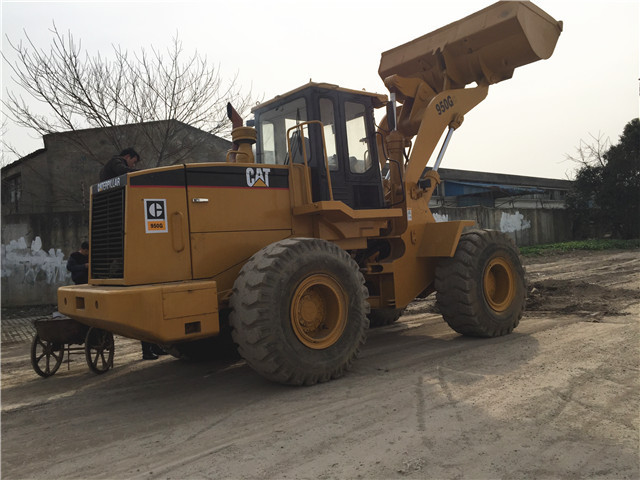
left=31, top=334, right=64, bottom=378
left=84, top=328, right=114, bottom=374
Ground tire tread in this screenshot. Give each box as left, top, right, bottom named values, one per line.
left=230, top=238, right=368, bottom=385
left=435, top=229, right=526, bottom=337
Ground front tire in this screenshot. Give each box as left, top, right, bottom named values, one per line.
left=435, top=229, right=526, bottom=337
left=230, top=238, right=369, bottom=385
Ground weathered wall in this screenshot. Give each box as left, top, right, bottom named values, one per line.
left=432, top=206, right=573, bottom=246
left=1, top=236, right=70, bottom=306
left=1, top=212, right=88, bottom=306
left=1, top=212, right=89, bottom=254
left=41, top=122, right=233, bottom=213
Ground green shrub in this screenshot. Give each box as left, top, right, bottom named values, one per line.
left=520, top=239, right=640, bottom=256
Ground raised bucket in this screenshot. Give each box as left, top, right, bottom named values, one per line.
left=378, top=1, right=563, bottom=91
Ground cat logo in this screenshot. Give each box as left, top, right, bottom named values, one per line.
left=144, top=199, right=168, bottom=233
left=246, top=167, right=271, bottom=188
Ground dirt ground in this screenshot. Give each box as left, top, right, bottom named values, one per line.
left=2, top=249, right=638, bottom=479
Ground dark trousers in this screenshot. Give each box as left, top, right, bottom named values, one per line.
left=141, top=341, right=155, bottom=355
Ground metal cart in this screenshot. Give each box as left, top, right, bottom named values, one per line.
left=30, top=315, right=114, bottom=377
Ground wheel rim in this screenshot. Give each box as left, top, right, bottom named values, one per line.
left=32, top=335, right=63, bottom=377
left=85, top=329, right=114, bottom=373
left=290, top=274, right=347, bottom=350
left=483, top=256, right=516, bottom=312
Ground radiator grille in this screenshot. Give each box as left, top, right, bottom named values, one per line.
left=91, top=188, right=125, bottom=279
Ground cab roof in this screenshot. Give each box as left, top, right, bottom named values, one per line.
left=252, top=82, right=388, bottom=112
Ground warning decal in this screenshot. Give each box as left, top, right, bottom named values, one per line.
left=144, top=199, right=168, bottom=233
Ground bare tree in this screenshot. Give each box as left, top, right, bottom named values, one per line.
left=2, top=24, right=253, bottom=167
left=565, top=121, right=640, bottom=239
left=565, top=132, right=610, bottom=169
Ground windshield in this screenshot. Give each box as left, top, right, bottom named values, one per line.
left=256, top=98, right=307, bottom=164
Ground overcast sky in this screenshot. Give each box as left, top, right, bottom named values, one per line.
left=1, top=0, right=638, bottom=179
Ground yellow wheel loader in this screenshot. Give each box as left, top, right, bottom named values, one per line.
left=58, top=1, right=562, bottom=385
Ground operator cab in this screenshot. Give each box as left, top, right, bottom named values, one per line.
left=252, top=82, right=387, bottom=210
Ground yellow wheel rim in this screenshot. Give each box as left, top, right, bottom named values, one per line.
left=290, top=274, right=347, bottom=350
left=483, top=257, right=516, bottom=312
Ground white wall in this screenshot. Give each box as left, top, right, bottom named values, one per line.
left=1, top=236, right=71, bottom=306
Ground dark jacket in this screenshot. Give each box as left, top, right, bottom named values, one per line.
left=99, top=155, right=137, bottom=181
left=67, top=251, right=89, bottom=284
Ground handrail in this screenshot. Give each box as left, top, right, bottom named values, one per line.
left=286, top=121, right=334, bottom=202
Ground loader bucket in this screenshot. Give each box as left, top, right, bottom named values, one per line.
left=378, top=1, right=562, bottom=92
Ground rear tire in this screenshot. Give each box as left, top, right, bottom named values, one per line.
left=168, top=309, right=239, bottom=361
left=368, top=308, right=404, bottom=328
left=435, top=229, right=525, bottom=337
left=168, top=336, right=239, bottom=362
left=230, top=238, right=369, bottom=385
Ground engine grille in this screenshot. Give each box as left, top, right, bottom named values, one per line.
left=91, top=187, right=125, bottom=279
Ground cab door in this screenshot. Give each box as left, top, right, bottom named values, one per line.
left=314, top=93, right=385, bottom=209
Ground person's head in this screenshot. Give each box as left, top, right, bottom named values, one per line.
left=80, top=241, right=89, bottom=255
left=120, top=147, right=140, bottom=168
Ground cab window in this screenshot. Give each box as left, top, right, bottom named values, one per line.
left=257, top=98, right=307, bottom=164
left=345, top=102, right=372, bottom=173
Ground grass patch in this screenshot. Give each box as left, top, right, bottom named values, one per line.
left=520, top=238, right=640, bottom=256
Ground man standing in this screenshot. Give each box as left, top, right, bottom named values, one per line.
left=66, top=241, right=89, bottom=284
left=99, top=147, right=140, bottom=181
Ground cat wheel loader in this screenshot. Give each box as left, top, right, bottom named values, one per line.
left=58, top=1, right=562, bottom=385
